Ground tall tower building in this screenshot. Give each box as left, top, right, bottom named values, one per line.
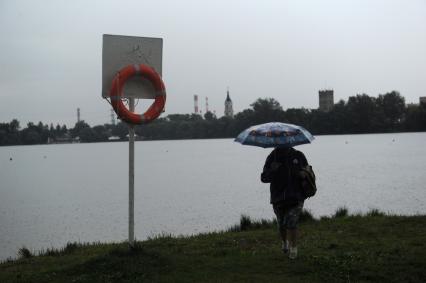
left=224, top=88, right=234, bottom=118
left=194, top=95, right=199, bottom=114
left=111, top=109, right=116, bottom=125
left=319, top=90, right=334, bottom=112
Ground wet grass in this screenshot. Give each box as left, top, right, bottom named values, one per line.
left=333, top=206, right=349, bottom=218
left=1, top=209, right=425, bottom=283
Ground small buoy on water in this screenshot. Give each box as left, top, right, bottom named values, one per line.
left=9, top=157, right=12, bottom=161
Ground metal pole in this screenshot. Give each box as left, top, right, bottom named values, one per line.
left=128, top=98, right=135, bottom=248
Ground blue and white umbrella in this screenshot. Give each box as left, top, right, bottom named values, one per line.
left=235, top=122, right=315, bottom=148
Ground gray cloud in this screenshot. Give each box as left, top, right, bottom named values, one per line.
left=1, top=0, right=425, bottom=127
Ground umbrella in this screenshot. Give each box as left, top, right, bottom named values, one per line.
left=234, top=122, right=315, bottom=148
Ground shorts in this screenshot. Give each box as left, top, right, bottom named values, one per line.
left=273, top=201, right=304, bottom=230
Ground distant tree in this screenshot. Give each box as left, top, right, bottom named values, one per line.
left=53, top=123, right=68, bottom=137
left=79, top=127, right=97, bottom=142
left=420, top=103, right=426, bottom=131
left=0, top=119, right=21, bottom=145
left=377, top=91, right=405, bottom=130
left=112, top=122, right=129, bottom=139
left=328, top=100, right=350, bottom=134
left=49, top=123, right=55, bottom=138
left=345, top=94, right=381, bottom=133
left=233, top=109, right=255, bottom=134
left=204, top=111, right=216, bottom=121
left=55, top=124, right=61, bottom=133
left=310, top=109, right=332, bottom=135
left=167, top=114, right=192, bottom=122
left=412, top=102, right=426, bottom=131
left=21, top=127, right=41, bottom=144
left=92, top=125, right=109, bottom=142
left=189, top=113, right=203, bottom=122
left=404, top=105, right=421, bottom=131
left=284, top=108, right=310, bottom=128
left=250, top=98, right=284, bottom=124
left=71, top=121, right=90, bottom=138
left=19, top=122, right=48, bottom=144
left=25, top=130, right=41, bottom=144
left=60, top=125, right=68, bottom=135
left=251, top=98, right=282, bottom=112
left=10, top=119, right=20, bottom=132
left=37, top=121, right=49, bottom=142
left=1, top=92, right=426, bottom=147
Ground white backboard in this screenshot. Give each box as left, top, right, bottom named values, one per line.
left=102, top=34, right=163, bottom=99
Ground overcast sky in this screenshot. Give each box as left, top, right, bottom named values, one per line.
left=1, top=0, right=425, bottom=127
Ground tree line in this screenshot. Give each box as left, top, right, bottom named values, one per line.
left=1, top=91, right=425, bottom=146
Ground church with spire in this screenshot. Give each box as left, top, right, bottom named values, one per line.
left=224, top=88, right=234, bottom=118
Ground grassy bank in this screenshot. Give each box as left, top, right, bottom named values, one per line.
left=1, top=210, right=425, bottom=283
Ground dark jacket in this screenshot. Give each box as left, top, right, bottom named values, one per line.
left=261, top=147, right=308, bottom=204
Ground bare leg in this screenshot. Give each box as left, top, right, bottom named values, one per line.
left=287, top=228, right=297, bottom=248
left=279, top=228, right=289, bottom=253
left=279, top=228, right=287, bottom=244
left=287, top=228, right=298, bottom=259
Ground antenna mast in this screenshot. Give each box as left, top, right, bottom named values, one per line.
left=111, top=109, right=116, bottom=125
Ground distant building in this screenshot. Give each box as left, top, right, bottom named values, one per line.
left=420, top=96, right=426, bottom=105
left=224, top=89, right=234, bottom=118
left=406, top=102, right=419, bottom=108
left=319, top=90, right=334, bottom=112
left=108, top=136, right=121, bottom=141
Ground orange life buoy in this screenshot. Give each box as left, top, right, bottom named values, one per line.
left=109, top=64, right=166, bottom=125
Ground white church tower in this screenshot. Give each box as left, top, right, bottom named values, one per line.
left=224, top=88, right=234, bottom=118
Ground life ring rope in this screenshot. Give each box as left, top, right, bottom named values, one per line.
left=108, top=64, right=166, bottom=125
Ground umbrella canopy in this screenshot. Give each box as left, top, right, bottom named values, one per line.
left=234, top=122, right=315, bottom=148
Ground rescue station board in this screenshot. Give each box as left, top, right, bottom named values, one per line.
left=102, top=34, right=163, bottom=99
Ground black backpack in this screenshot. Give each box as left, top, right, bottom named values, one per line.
left=299, top=165, right=317, bottom=199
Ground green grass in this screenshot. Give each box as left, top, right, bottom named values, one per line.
left=333, top=206, right=349, bottom=218
left=1, top=211, right=425, bottom=283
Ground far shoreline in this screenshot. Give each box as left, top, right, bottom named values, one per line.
left=1, top=131, right=425, bottom=147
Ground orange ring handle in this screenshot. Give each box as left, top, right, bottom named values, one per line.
left=109, top=64, right=166, bottom=125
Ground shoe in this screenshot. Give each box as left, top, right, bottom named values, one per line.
left=281, top=241, right=289, bottom=253
left=289, top=247, right=298, bottom=259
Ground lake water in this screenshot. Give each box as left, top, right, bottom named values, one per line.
left=1, top=133, right=425, bottom=260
